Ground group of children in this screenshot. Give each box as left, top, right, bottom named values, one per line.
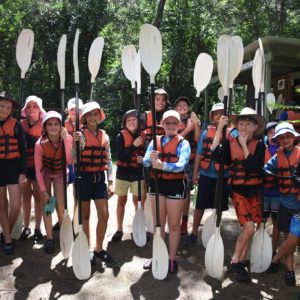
left=0, top=88, right=299, bottom=285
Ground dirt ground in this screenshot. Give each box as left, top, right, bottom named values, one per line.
left=0, top=179, right=300, bottom=300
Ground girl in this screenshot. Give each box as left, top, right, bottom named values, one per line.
left=20, top=95, right=45, bottom=241
left=0, top=91, right=27, bottom=255
left=34, top=111, right=73, bottom=253
left=73, top=101, right=114, bottom=263
left=143, top=110, right=190, bottom=273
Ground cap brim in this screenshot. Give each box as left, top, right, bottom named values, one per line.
left=271, top=129, right=300, bottom=142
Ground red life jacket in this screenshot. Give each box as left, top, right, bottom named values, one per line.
left=151, top=134, right=185, bottom=180
left=228, top=137, right=262, bottom=186
left=178, top=118, right=197, bottom=161
left=144, top=111, right=165, bottom=141
left=80, top=128, right=108, bottom=172
left=264, top=146, right=278, bottom=189
left=116, top=129, right=145, bottom=168
left=276, top=147, right=300, bottom=195
left=65, top=119, right=75, bottom=134
left=0, top=118, right=20, bottom=160
left=21, top=118, right=43, bottom=168
left=40, top=136, right=63, bottom=173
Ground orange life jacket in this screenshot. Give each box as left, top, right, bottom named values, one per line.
left=151, top=134, right=185, bottom=180
left=0, top=118, right=20, bottom=160
left=228, top=137, right=262, bottom=186
left=116, top=129, right=145, bottom=168
left=264, top=146, right=277, bottom=189
left=65, top=119, right=75, bottom=134
left=40, top=136, right=63, bottom=173
left=276, top=147, right=300, bottom=195
left=178, top=118, right=197, bottom=161
left=144, top=111, right=165, bottom=141
left=80, top=128, right=108, bottom=172
left=21, top=118, right=43, bottom=168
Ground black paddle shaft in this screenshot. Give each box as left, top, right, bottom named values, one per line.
left=75, top=84, right=83, bottom=225
left=215, top=94, right=229, bottom=227
left=150, top=83, right=161, bottom=228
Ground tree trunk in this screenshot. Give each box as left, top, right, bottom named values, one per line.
left=154, top=0, right=166, bottom=29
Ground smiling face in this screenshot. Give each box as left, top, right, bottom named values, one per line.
left=155, top=94, right=167, bottom=112
left=211, top=109, right=224, bottom=125
left=25, top=101, right=41, bottom=121
left=44, top=118, right=61, bottom=137
left=0, top=100, right=12, bottom=120
left=276, top=132, right=295, bottom=151
left=236, top=117, right=257, bottom=140
left=125, top=116, right=138, bottom=133
left=163, top=116, right=180, bottom=136
left=68, top=108, right=76, bottom=122
left=175, top=100, right=189, bottom=117
left=85, top=109, right=100, bottom=126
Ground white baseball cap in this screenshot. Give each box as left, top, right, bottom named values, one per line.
left=21, top=95, right=46, bottom=118
left=271, top=122, right=300, bottom=141
left=162, top=110, right=181, bottom=123
left=42, top=111, right=62, bottom=126
left=80, top=101, right=106, bottom=124
left=67, top=98, right=83, bottom=110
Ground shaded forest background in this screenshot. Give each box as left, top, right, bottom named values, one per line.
left=0, top=0, right=300, bottom=150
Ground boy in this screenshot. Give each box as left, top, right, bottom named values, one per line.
left=212, top=107, right=266, bottom=282
left=264, top=122, right=300, bottom=286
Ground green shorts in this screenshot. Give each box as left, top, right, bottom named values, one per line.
left=115, top=178, right=145, bottom=197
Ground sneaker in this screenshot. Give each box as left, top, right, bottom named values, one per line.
left=266, top=262, right=279, bottom=274
left=44, top=239, right=55, bottom=254
left=168, top=259, right=178, bottom=274
left=52, top=222, right=60, bottom=231
left=4, top=242, right=14, bottom=255
left=33, top=229, right=43, bottom=241
left=285, top=271, right=296, bottom=286
left=183, top=233, right=197, bottom=246
left=143, top=259, right=152, bottom=270
left=94, top=250, right=114, bottom=263
left=180, top=221, right=188, bottom=235
left=111, top=231, right=123, bottom=242
left=231, top=262, right=251, bottom=282
left=19, top=227, right=31, bottom=240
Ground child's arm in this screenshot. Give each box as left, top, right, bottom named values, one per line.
left=34, top=140, right=46, bottom=193
left=143, top=140, right=154, bottom=168
left=211, top=116, right=228, bottom=151
left=61, top=127, right=73, bottom=165
left=191, top=112, right=201, bottom=143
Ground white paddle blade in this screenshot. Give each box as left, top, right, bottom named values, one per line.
left=250, top=226, right=272, bottom=273
left=135, top=51, right=141, bottom=95
left=72, top=228, right=91, bottom=280
left=193, top=53, right=213, bottom=97
left=205, top=227, right=224, bottom=279
left=152, top=227, right=169, bottom=280
left=258, top=38, right=265, bottom=92
left=11, top=211, right=24, bottom=240
left=57, top=34, right=67, bottom=89
left=73, top=205, right=79, bottom=235
left=231, top=36, right=244, bottom=88
left=139, top=24, right=162, bottom=84
left=60, top=213, right=74, bottom=259
left=201, top=209, right=217, bottom=249
left=16, top=29, right=34, bottom=78
left=144, top=195, right=153, bottom=233
left=132, top=206, right=147, bottom=247
left=121, top=45, right=137, bottom=88
left=88, top=37, right=104, bottom=84
left=266, top=93, right=276, bottom=113
left=73, top=29, right=80, bottom=84
left=217, top=35, right=239, bottom=96
left=252, top=49, right=263, bottom=99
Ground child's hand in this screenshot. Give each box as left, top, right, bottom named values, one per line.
left=133, top=136, right=143, bottom=147
left=218, top=116, right=228, bottom=129
left=73, top=131, right=82, bottom=142
left=18, top=174, right=27, bottom=188
left=152, top=159, right=164, bottom=170
left=238, top=134, right=248, bottom=147
left=187, top=118, right=194, bottom=131
left=190, top=112, right=200, bottom=126
left=60, top=127, right=68, bottom=140
left=192, top=172, right=199, bottom=184
left=150, top=150, right=159, bottom=161
left=107, top=182, right=114, bottom=199
left=42, top=191, right=50, bottom=204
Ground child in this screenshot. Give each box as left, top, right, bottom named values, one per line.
left=73, top=101, right=114, bottom=263
left=264, top=122, right=300, bottom=286
left=184, top=103, right=229, bottom=245
left=34, top=111, right=73, bottom=253
left=112, top=110, right=146, bottom=242
left=143, top=110, right=191, bottom=273
left=212, top=107, right=266, bottom=282
left=174, top=96, right=201, bottom=235
left=0, top=91, right=27, bottom=254
left=263, top=122, right=280, bottom=255
left=20, top=95, right=45, bottom=241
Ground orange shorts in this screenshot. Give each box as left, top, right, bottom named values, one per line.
left=231, top=192, right=262, bottom=225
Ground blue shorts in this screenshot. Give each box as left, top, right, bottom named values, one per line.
left=68, top=164, right=76, bottom=184
left=263, top=196, right=280, bottom=219
left=78, top=171, right=107, bottom=201
left=195, top=174, right=229, bottom=210
left=290, top=213, right=300, bottom=238
left=278, top=204, right=299, bottom=234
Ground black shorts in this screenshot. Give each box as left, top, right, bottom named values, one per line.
left=26, top=168, right=36, bottom=181
left=0, top=170, right=20, bottom=186
left=278, top=204, right=294, bottom=233
left=78, top=171, right=107, bottom=201
left=148, top=178, right=186, bottom=200
left=195, top=174, right=229, bottom=210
